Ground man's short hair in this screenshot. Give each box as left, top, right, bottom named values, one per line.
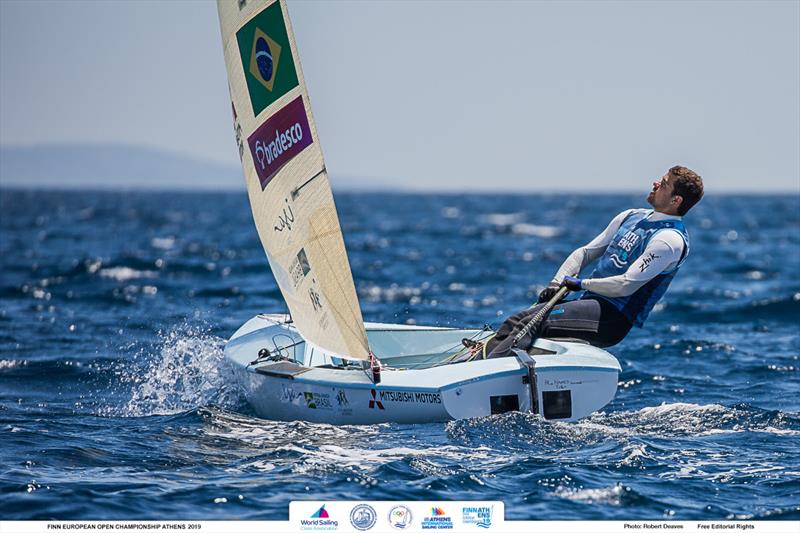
left=669, top=166, right=703, bottom=216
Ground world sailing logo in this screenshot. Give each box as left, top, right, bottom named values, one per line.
left=236, top=1, right=299, bottom=116
left=300, top=504, right=338, bottom=531
left=248, top=95, right=314, bottom=189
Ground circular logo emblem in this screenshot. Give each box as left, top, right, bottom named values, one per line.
left=350, top=504, right=377, bottom=531
left=388, top=505, right=413, bottom=530
left=255, top=37, right=273, bottom=82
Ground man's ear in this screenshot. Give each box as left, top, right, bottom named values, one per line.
left=672, top=195, right=684, bottom=208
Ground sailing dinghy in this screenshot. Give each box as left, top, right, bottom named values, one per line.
left=216, top=0, right=620, bottom=424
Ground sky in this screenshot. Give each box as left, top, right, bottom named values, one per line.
left=1, top=0, right=798, bottom=192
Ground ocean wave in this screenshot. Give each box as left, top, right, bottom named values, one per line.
left=585, top=402, right=800, bottom=437
left=99, top=267, right=158, bottom=282
left=2, top=190, right=798, bottom=520
left=444, top=403, right=800, bottom=450
left=0, top=359, right=26, bottom=370
left=554, top=483, right=635, bottom=506
left=663, top=293, right=800, bottom=322
left=482, top=213, right=525, bottom=226
left=99, top=325, right=241, bottom=417
left=511, top=224, right=562, bottom=238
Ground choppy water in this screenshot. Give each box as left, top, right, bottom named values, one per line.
left=1, top=189, right=798, bottom=520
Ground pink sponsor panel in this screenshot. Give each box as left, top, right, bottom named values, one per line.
left=248, top=95, right=314, bottom=189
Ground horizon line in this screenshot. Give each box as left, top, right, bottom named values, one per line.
left=1, top=183, right=797, bottom=196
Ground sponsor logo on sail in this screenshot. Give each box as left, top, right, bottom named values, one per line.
left=236, top=1, right=299, bottom=116
left=290, top=248, right=312, bottom=288
left=274, top=197, right=295, bottom=232
left=462, top=506, right=493, bottom=529
left=421, top=507, right=452, bottom=530
left=309, top=285, right=323, bottom=312
left=388, top=505, right=413, bottom=530
left=248, top=95, right=314, bottom=189
left=349, top=504, right=377, bottom=531
left=300, top=504, right=338, bottom=531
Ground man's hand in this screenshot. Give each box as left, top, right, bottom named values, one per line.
left=537, top=282, right=561, bottom=303
left=561, top=276, right=583, bottom=291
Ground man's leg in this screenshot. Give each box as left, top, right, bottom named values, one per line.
left=537, top=298, right=632, bottom=347
left=483, top=304, right=545, bottom=355
left=486, top=298, right=632, bottom=358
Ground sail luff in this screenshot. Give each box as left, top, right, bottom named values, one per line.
left=217, top=0, right=370, bottom=360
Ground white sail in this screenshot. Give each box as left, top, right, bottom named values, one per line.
left=217, top=0, right=370, bottom=360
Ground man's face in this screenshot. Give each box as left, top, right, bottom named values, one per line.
left=647, top=172, right=680, bottom=213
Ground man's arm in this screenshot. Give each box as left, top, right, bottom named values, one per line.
left=580, top=230, right=685, bottom=297
left=550, top=209, right=638, bottom=284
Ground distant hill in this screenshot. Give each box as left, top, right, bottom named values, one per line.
left=0, top=144, right=399, bottom=191
left=0, top=144, right=244, bottom=190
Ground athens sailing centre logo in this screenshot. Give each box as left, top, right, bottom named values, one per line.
left=421, top=507, right=452, bottom=529
left=236, top=1, right=299, bottom=116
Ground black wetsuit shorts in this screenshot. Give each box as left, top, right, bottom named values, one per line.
left=485, top=296, right=632, bottom=358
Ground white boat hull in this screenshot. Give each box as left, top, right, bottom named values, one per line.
left=224, top=314, right=621, bottom=424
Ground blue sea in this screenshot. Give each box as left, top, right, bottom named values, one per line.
left=1, top=189, right=798, bottom=521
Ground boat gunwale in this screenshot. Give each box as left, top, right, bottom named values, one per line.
left=241, top=359, right=619, bottom=393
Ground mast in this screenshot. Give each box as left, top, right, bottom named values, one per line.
left=217, top=0, right=370, bottom=360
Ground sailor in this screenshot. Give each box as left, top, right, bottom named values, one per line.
left=482, top=166, right=704, bottom=358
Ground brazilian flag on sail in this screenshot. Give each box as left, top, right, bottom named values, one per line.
left=236, top=1, right=299, bottom=117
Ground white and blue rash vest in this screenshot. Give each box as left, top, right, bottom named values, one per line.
left=581, top=211, right=689, bottom=327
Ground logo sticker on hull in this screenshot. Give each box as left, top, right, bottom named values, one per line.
left=303, top=392, right=332, bottom=410
left=368, top=389, right=384, bottom=410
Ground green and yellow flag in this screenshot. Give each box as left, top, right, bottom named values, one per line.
left=236, top=1, right=299, bottom=116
